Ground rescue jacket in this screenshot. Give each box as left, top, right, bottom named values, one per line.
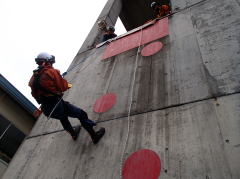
left=154, top=4, right=171, bottom=18
left=29, top=64, right=68, bottom=104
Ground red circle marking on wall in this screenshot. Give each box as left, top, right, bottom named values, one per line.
left=141, top=41, right=163, bottom=57
left=122, top=149, right=161, bottom=179
left=93, top=93, right=117, bottom=113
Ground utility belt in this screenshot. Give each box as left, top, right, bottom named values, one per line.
left=36, top=94, right=62, bottom=105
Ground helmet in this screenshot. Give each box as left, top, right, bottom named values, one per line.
left=151, top=2, right=157, bottom=8
left=35, top=52, right=55, bottom=64
left=107, top=26, right=115, bottom=32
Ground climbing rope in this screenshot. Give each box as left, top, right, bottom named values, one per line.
left=17, top=60, right=95, bottom=177
left=0, top=123, right=11, bottom=141
left=119, top=27, right=143, bottom=179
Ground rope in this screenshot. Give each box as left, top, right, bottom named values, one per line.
left=66, top=49, right=97, bottom=74
left=0, top=123, right=11, bottom=141
left=17, top=64, right=86, bottom=177
left=42, top=51, right=99, bottom=120
left=119, top=28, right=143, bottom=179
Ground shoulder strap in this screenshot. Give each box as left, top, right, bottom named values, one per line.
left=32, top=68, right=61, bottom=97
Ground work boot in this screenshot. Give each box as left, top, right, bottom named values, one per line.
left=71, top=125, right=81, bottom=141
left=92, top=128, right=105, bottom=144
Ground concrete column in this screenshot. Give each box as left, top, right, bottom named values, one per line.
left=78, top=0, right=122, bottom=53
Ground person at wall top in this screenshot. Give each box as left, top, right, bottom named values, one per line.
left=151, top=1, right=171, bottom=18
left=101, top=26, right=117, bottom=42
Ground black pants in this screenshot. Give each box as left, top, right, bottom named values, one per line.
left=41, top=98, right=96, bottom=136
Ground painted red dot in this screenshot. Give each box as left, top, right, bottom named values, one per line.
left=141, top=41, right=163, bottom=57
left=93, top=93, right=117, bottom=113
left=123, top=149, right=161, bottom=179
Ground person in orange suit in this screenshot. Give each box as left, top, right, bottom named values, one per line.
left=151, top=1, right=171, bottom=18
left=29, top=52, right=105, bottom=144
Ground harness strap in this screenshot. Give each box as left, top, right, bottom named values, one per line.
left=32, top=68, right=61, bottom=104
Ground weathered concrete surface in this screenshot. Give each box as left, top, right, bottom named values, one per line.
left=171, top=0, right=203, bottom=11
left=4, top=94, right=240, bottom=178
left=29, top=0, right=240, bottom=136
left=191, top=0, right=240, bottom=94
left=4, top=0, right=240, bottom=178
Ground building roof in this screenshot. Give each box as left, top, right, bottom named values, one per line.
left=0, top=74, right=37, bottom=119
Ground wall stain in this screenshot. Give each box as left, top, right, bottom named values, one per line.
left=203, top=64, right=224, bottom=97
left=234, top=144, right=240, bottom=148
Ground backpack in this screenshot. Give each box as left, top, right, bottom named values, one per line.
left=31, top=67, right=61, bottom=104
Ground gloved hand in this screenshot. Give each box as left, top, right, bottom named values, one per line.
left=68, top=83, right=72, bottom=88
left=62, top=72, right=67, bottom=77
left=33, top=108, right=42, bottom=118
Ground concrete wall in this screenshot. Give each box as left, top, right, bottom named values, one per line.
left=0, top=88, right=35, bottom=135
left=3, top=0, right=240, bottom=178
left=3, top=95, right=240, bottom=178
left=78, top=0, right=122, bottom=54
left=0, top=160, right=8, bottom=179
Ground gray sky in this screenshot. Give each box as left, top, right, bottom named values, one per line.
left=0, top=0, right=126, bottom=106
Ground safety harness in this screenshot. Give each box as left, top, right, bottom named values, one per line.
left=31, top=66, right=61, bottom=104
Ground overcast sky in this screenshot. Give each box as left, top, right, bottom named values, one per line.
left=0, top=0, right=126, bottom=107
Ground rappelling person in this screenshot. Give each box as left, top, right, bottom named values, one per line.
left=29, top=52, right=105, bottom=144
left=101, top=26, right=117, bottom=42
left=151, top=1, right=171, bottom=18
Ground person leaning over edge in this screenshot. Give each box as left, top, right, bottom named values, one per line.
left=29, top=52, right=105, bottom=144
left=101, top=26, right=117, bottom=42
left=151, top=1, right=171, bottom=18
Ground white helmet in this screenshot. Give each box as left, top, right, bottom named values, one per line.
left=107, top=26, right=115, bottom=32
left=151, top=2, right=158, bottom=8
left=35, top=52, right=55, bottom=64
